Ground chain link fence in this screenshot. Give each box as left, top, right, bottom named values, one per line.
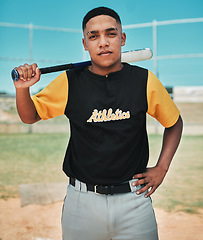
left=0, top=18, right=203, bottom=134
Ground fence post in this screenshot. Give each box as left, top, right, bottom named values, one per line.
left=152, top=20, right=159, bottom=134
left=29, top=23, right=33, bottom=64
left=28, top=23, right=34, bottom=134
left=152, top=20, right=158, bottom=78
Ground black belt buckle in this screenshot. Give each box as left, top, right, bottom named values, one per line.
left=95, top=185, right=114, bottom=195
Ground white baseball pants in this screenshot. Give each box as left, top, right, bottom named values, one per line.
left=62, top=179, right=158, bottom=240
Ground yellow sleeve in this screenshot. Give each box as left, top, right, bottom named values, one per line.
left=31, top=71, right=68, bottom=120
left=147, top=70, right=180, bottom=128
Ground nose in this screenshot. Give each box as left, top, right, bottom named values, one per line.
left=98, top=34, right=109, bottom=48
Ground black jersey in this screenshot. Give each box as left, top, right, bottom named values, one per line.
left=32, top=63, right=180, bottom=185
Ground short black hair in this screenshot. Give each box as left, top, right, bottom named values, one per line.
left=82, top=7, right=121, bottom=31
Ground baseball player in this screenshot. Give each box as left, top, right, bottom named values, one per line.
left=13, top=7, right=183, bottom=240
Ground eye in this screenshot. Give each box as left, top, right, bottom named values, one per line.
left=108, top=32, right=117, bottom=37
left=89, top=34, right=98, bottom=40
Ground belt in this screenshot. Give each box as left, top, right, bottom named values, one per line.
left=70, top=177, right=132, bottom=195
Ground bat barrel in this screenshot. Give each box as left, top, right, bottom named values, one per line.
left=121, top=48, right=152, bottom=62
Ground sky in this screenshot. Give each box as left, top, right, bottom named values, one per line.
left=0, top=0, right=203, bottom=94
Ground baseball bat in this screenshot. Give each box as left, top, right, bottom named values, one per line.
left=11, top=48, right=152, bottom=82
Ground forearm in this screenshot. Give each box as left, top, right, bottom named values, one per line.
left=156, top=115, right=183, bottom=172
left=16, top=88, right=40, bottom=124
left=13, top=63, right=41, bottom=124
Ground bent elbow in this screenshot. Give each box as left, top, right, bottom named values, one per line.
left=20, top=115, right=41, bottom=124
left=177, top=115, right=183, bottom=132
left=21, top=118, right=36, bottom=124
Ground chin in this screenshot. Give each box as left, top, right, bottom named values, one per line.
left=95, top=58, right=120, bottom=68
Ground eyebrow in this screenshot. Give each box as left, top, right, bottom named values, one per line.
left=87, top=27, right=118, bottom=36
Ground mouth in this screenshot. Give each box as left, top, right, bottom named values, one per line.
left=98, top=51, right=112, bottom=56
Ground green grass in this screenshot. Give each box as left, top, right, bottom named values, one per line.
left=0, top=133, right=202, bottom=214
left=148, top=134, right=203, bottom=214
left=0, top=133, right=69, bottom=198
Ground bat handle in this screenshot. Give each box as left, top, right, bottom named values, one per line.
left=11, top=61, right=92, bottom=82
left=11, top=69, right=20, bottom=82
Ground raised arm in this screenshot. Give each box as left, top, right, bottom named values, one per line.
left=13, top=63, right=41, bottom=124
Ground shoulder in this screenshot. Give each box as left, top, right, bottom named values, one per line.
left=66, top=66, right=88, bottom=79
left=123, top=63, right=148, bottom=78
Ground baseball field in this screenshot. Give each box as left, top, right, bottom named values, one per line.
left=0, top=101, right=203, bottom=239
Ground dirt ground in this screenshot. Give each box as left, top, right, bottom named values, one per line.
left=0, top=198, right=202, bottom=240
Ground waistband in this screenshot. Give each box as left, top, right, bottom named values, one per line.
left=69, top=177, right=138, bottom=195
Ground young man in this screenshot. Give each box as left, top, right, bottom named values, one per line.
left=13, top=7, right=183, bottom=240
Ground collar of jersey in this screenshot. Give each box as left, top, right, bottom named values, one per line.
left=84, top=62, right=129, bottom=80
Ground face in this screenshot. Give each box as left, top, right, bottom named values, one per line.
left=83, top=15, right=126, bottom=75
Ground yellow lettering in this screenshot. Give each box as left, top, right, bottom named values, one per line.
left=111, top=113, right=116, bottom=120
left=125, top=111, right=130, bottom=119
left=87, top=109, right=98, bottom=122
left=96, top=111, right=102, bottom=122
left=87, top=108, right=130, bottom=123
left=100, top=109, right=107, bottom=122
left=107, top=108, right=113, bottom=121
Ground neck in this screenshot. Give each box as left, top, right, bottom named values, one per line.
left=90, top=61, right=123, bottom=76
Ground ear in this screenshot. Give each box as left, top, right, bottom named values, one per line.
left=82, top=38, right=88, bottom=51
left=121, top=32, right=126, bottom=47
